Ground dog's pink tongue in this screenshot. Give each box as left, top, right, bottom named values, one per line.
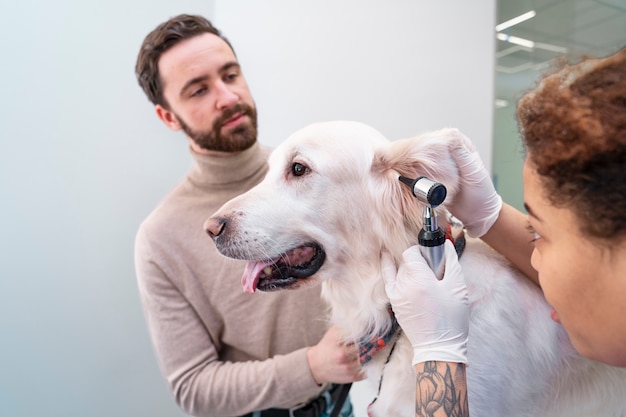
left=242, top=260, right=274, bottom=293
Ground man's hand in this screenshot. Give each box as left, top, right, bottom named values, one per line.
left=306, top=325, right=365, bottom=384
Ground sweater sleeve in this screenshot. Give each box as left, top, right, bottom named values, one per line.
left=134, top=225, right=323, bottom=417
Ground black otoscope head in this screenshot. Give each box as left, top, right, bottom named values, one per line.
left=398, top=176, right=447, bottom=207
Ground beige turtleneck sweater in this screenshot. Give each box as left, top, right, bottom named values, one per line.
left=135, top=142, right=329, bottom=417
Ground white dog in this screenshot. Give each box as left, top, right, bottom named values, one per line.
left=205, top=121, right=626, bottom=417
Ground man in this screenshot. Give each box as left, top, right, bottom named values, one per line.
left=134, top=14, right=362, bottom=417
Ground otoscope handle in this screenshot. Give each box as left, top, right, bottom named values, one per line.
left=418, top=227, right=446, bottom=280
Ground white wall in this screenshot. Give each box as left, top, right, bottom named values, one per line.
left=215, top=0, right=496, bottom=169
left=0, top=2, right=211, bottom=417
left=0, top=1, right=494, bottom=416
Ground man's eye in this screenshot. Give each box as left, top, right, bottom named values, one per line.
left=191, top=87, right=207, bottom=97
left=225, top=72, right=238, bottom=82
left=291, top=162, right=308, bottom=176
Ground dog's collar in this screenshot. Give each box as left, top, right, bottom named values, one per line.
left=358, top=308, right=401, bottom=365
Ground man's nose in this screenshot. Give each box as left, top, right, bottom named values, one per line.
left=214, top=82, right=238, bottom=109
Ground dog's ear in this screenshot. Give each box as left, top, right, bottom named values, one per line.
left=371, top=129, right=461, bottom=254
left=373, top=128, right=461, bottom=201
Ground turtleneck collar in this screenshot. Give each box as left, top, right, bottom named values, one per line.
left=187, top=141, right=270, bottom=190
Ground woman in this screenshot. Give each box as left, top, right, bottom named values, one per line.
left=383, top=46, right=626, bottom=416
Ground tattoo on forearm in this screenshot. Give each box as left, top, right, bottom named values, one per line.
left=415, top=361, right=469, bottom=417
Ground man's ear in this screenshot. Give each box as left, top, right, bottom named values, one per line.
left=155, top=105, right=182, bottom=131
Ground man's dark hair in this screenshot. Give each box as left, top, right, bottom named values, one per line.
left=135, top=14, right=235, bottom=107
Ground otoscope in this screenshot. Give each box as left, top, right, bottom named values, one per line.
left=398, top=176, right=447, bottom=280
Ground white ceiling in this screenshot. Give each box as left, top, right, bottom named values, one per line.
left=495, top=0, right=626, bottom=102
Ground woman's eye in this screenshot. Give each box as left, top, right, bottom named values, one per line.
left=526, top=223, right=541, bottom=243
left=291, top=162, right=308, bottom=177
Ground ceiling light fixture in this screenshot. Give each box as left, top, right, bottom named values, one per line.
left=534, top=42, right=568, bottom=54
left=495, top=99, right=509, bottom=108
left=496, top=10, right=536, bottom=32
left=496, top=33, right=535, bottom=48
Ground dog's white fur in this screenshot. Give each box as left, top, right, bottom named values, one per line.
left=207, top=121, right=626, bottom=416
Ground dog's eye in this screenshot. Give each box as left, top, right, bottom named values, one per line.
left=291, top=162, right=308, bottom=177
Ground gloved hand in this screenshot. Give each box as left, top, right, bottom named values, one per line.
left=381, top=241, right=469, bottom=365
left=443, top=129, right=502, bottom=238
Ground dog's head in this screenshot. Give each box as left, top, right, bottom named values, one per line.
left=204, top=121, right=461, bottom=296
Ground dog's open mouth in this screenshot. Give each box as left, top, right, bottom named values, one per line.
left=241, top=243, right=325, bottom=293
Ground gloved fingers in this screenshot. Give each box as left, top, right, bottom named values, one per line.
left=400, top=245, right=430, bottom=268
left=442, top=240, right=462, bottom=279
left=400, top=246, right=438, bottom=284
left=443, top=130, right=487, bottom=181
left=443, top=239, right=459, bottom=258
left=447, top=128, right=477, bottom=154
left=451, top=147, right=486, bottom=179
left=441, top=240, right=469, bottom=300
left=385, top=244, right=464, bottom=296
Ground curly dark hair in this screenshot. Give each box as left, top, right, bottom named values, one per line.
left=135, top=14, right=234, bottom=107
left=517, top=47, right=626, bottom=240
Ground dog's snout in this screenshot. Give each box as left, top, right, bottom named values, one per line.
left=204, top=217, right=227, bottom=239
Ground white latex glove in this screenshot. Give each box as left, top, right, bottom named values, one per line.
left=381, top=241, right=469, bottom=365
left=446, top=129, right=502, bottom=238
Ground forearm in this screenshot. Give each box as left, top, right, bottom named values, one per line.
left=135, top=254, right=321, bottom=415
left=414, top=361, right=469, bottom=417
left=140, top=288, right=320, bottom=415
left=171, top=348, right=319, bottom=416
left=480, top=203, right=539, bottom=286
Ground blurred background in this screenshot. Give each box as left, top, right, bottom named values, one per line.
left=493, top=0, right=626, bottom=209
left=1, top=1, right=624, bottom=416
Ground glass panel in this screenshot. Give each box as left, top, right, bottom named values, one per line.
left=493, top=0, right=626, bottom=211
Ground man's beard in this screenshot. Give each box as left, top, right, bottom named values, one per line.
left=178, top=103, right=258, bottom=152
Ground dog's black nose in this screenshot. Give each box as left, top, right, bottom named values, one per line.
left=204, top=217, right=226, bottom=239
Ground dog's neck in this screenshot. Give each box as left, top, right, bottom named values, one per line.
left=320, top=245, right=397, bottom=344
left=320, top=211, right=454, bottom=345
